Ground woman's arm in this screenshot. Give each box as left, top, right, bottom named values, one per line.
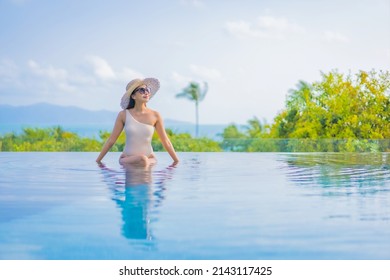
left=96, top=111, right=125, bottom=163
left=154, top=112, right=179, bottom=163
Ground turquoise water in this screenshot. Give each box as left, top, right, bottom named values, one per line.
left=0, top=152, right=389, bottom=260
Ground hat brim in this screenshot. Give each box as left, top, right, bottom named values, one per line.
left=120, top=78, right=160, bottom=109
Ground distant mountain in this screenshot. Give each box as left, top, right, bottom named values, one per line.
left=0, top=103, right=193, bottom=126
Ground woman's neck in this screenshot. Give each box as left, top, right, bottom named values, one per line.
left=133, top=103, right=147, bottom=112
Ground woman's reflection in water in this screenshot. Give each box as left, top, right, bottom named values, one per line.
left=99, top=162, right=176, bottom=241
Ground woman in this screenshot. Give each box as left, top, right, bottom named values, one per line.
left=96, top=77, right=179, bottom=166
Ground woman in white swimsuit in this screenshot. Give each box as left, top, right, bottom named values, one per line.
left=96, top=78, right=179, bottom=166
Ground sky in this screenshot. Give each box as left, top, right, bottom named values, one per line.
left=0, top=0, right=389, bottom=125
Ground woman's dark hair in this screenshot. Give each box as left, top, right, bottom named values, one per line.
left=126, top=92, right=136, bottom=109
left=126, top=87, right=140, bottom=109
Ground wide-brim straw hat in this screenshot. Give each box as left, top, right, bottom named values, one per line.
left=120, top=77, right=160, bottom=109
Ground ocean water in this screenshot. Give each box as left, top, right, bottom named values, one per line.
left=0, top=152, right=389, bottom=260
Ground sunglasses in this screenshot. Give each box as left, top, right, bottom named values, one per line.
left=135, top=87, right=151, bottom=95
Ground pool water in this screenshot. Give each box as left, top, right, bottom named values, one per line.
left=0, top=152, right=389, bottom=260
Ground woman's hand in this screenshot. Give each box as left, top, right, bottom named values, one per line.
left=96, top=159, right=105, bottom=167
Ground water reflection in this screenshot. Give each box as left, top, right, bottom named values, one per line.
left=98, top=162, right=176, bottom=241
left=281, top=153, right=390, bottom=196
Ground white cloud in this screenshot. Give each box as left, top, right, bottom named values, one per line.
left=257, top=15, right=305, bottom=34
left=57, top=82, right=76, bottom=92
left=171, top=64, right=222, bottom=90
left=116, top=67, right=144, bottom=83
left=225, top=21, right=266, bottom=39
left=27, top=60, right=77, bottom=93
left=84, top=55, right=143, bottom=84
left=171, top=71, right=192, bottom=88
left=25, top=56, right=143, bottom=93
left=0, top=57, right=146, bottom=110
left=85, top=55, right=116, bottom=80
left=226, top=15, right=305, bottom=40
left=28, top=60, right=68, bottom=81
left=322, top=30, right=349, bottom=43
left=189, top=64, right=222, bottom=80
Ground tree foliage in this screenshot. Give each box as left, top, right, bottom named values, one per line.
left=270, top=70, right=390, bottom=139
left=0, top=126, right=222, bottom=152
left=0, top=126, right=101, bottom=151
left=152, top=128, right=221, bottom=152
left=220, top=117, right=273, bottom=151
left=218, top=70, right=390, bottom=152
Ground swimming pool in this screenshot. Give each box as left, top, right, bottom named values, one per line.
left=0, top=152, right=389, bottom=260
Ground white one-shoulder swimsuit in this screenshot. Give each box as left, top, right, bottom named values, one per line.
left=123, top=110, right=155, bottom=157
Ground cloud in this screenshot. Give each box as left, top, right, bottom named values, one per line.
left=322, top=30, right=350, bottom=43
left=171, top=71, right=192, bottom=88
left=189, top=64, right=222, bottom=80
left=226, top=15, right=305, bottom=40
left=85, top=55, right=116, bottom=80
left=28, top=60, right=68, bottom=81
left=226, top=21, right=266, bottom=39
left=0, top=56, right=148, bottom=111
left=257, top=15, right=305, bottom=34
left=26, top=56, right=141, bottom=90
left=27, top=60, right=78, bottom=94
left=116, top=67, right=144, bottom=83
left=84, top=55, right=144, bottom=84
left=171, top=64, right=222, bottom=89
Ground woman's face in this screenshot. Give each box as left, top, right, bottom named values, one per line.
left=132, top=85, right=151, bottom=102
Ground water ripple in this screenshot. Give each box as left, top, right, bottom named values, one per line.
left=281, top=153, right=390, bottom=195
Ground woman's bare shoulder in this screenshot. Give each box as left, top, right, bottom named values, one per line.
left=117, top=110, right=127, bottom=121
left=148, top=108, right=161, bottom=118
left=147, top=109, right=162, bottom=126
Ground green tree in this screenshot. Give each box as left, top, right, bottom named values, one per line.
left=245, top=116, right=269, bottom=138
left=0, top=126, right=101, bottom=151
left=176, top=81, right=208, bottom=138
left=219, top=124, right=247, bottom=151
left=152, top=128, right=221, bottom=152
left=271, top=70, right=390, bottom=142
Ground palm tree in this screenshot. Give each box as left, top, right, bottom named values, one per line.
left=245, top=117, right=267, bottom=138
left=176, top=81, right=208, bottom=138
